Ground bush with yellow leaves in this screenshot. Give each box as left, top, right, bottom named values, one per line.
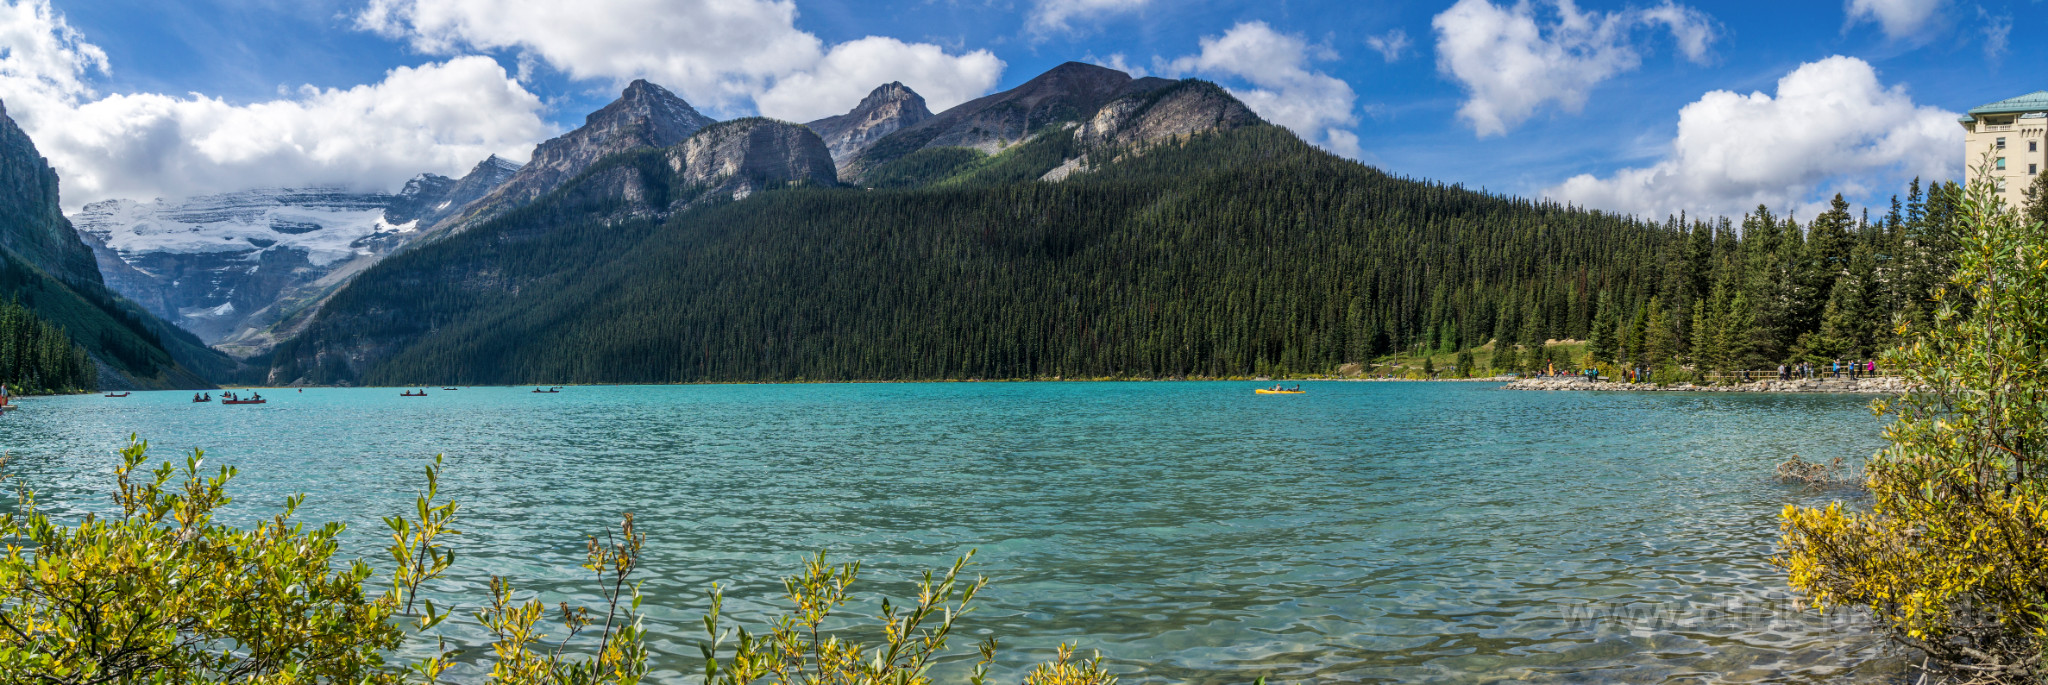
left=0, top=438, right=1117, bottom=684
left=1777, top=169, right=2048, bottom=683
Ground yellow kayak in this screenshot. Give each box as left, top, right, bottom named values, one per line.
left=1254, top=389, right=1306, bottom=394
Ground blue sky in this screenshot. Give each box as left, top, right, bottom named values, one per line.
left=10, top=0, right=2041, bottom=218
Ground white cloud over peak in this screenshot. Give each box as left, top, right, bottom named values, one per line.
left=357, top=0, right=1003, bottom=121
left=1544, top=56, right=1960, bottom=219
left=1164, top=21, right=1362, bottom=159
left=1845, top=0, right=1947, bottom=41
left=756, top=37, right=1004, bottom=122
left=0, top=0, right=546, bottom=209
left=1432, top=0, right=1716, bottom=137
left=1030, top=0, right=1150, bottom=35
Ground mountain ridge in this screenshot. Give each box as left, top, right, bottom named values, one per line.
left=423, top=79, right=715, bottom=238
left=843, top=62, right=1176, bottom=181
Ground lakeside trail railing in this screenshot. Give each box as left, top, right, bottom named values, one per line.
left=1515, top=372, right=1905, bottom=384
left=1699, top=371, right=1904, bottom=384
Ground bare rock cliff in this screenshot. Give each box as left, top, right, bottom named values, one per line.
left=670, top=118, right=838, bottom=200
left=1076, top=81, right=1263, bottom=149
left=0, top=100, right=100, bottom=288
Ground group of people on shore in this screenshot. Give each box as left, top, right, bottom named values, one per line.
left=1776, top=360, right=1880, bottom=381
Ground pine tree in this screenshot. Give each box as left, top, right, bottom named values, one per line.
left=1455, top=347, right=1475, bottom=378
left=1644, top=297, right=1678, bottom=368
left=1588, top=290, right=1616, bottom=362
left=1723, top=290, right=1758, bottom=370
left=1690, top=306, right=1715, bottom=371
left=1810, top=241, right=1876, bottom=359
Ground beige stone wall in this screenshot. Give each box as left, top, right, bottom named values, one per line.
left=1963, top=114, right=2048, bottom=209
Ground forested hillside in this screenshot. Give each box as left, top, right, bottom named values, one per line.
left=274, top=125, right=1642, bottom=384
left=270, top=71, right=1977, bottom=387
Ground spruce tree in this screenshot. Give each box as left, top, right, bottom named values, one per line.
left=1690, top=306, right=1715, bottom=372
left=1724, top=290, right=1758, bottom=370
left=1588, top=290, right=1616, bottom=362
left=1644, top=297, right=1678, bottom=368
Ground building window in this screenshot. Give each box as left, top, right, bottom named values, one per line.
left=1998, top=137, right=2007, bottom=149
left=1997, top=157, right=2007, bottom=170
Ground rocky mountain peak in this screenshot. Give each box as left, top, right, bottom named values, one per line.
left=806, top=82, right=934, bottom=167
left=386, top=153, right=527, bottom=227
left=427, top=79, right=714, bottom=235
left=842, top=62, right=1177, bottom=180
left=474, top=154, right=522, bottom=176
left=1016, top=62, right=1140, bottom=103
left=860, top=82, right=924, bottom=110
left=590, top=79, right=713, bottom=135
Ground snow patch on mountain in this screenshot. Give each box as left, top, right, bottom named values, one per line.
left=71, top=188, right=412, bottom=267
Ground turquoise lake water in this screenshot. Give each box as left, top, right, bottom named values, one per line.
left=0, top=382, right=1899, bottom=683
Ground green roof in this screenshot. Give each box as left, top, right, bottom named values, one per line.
left=1962, top=90, right=2048, bottom=122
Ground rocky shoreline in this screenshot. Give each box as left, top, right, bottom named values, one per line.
left=1502, top=376, right=1909, bottom=394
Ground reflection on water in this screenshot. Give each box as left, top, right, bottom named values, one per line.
left=0, top=382, right=1904, bottom=682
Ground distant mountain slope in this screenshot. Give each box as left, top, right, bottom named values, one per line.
left=269, top=67, right=1676, bottom=386
left=0, top=102, right=227, bottom=389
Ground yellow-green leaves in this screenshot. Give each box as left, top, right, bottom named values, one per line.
left=0, top=437, right=405, bottom=682
left=1777, top=162, right=2048, bottom=682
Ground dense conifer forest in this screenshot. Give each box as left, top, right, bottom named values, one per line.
left=274, top=124, right=1986, bottom=386
left=0, top=296, right=94, bottom=394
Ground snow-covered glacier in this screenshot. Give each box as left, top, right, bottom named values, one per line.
left=69, top=188, right=419, bottom=346
left=73, top=189, right=416, bottom=268
left=67, top=156, right=520, bottom=351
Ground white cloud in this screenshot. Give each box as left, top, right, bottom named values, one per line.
left=1365, top=29, right=1410, bottom=63
left=1845, top=0, right=1946, bottom=40
left=1164, top=21, right=1362, bottom=159
left=0, top=0, right=547, bottom=209
left=1544, top=56, right=1960, bottom=219
left=359, top=0, right=1003, bottom=120
left=1432, top=0, right=1716, bottom=137
left=755, top=37, right=1003, bottom=122
left=1029, top=0, right=1150, bottom=35
left=1087, top=53, right=1149, bottom=78
left=1978, top=8, right=2010, bottom=62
